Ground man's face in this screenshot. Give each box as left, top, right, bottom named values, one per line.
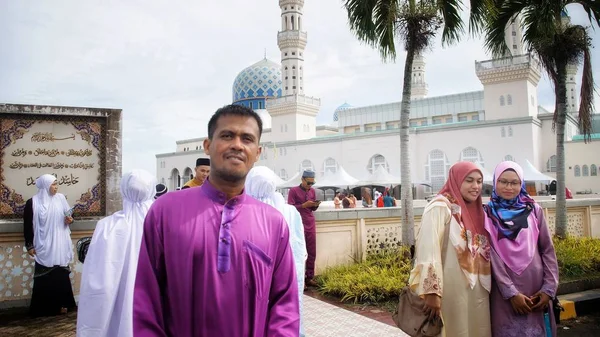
left=301, top=177, right=315, bottom=189
left=195, top=165, right=210, bottom=184
left=203, top=115, right=261, bottom=184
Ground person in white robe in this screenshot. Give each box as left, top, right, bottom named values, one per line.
left=76, top=169, right=156, bottom=337
left=24, top=174, right=76, bottom=317
left=245, top=166, right=308, bottom=337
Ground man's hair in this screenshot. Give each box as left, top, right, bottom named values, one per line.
left=207, top=104, right=263, bottom=140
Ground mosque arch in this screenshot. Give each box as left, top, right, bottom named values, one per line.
left=574, top=165, right=581, bottom=177
left=507, top=94, right=513, bottom=105
left=182, top=167, right=193, bottom=185
left=323, top=157, right=338, bottom=175
left=425, top=149, right=450, bottom=192
left=583, top=165, right=589, bottom=176
left=300, top=159, right=314, bottom=172
left=170, top=168, right=181, bottom=190
left=367, top=154, right=389, bottom=174
left=460, top=146, right=485, bottom=167
left=546, top=155, right=557, bottom=172
left=591, top=164, right=597, bottom=176
left=500, top=96, right=505, bottom=106
left=298, top=16, right=302, bottom=30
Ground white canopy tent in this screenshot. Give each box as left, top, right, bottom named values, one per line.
left=277, top=171, right=302, bottom=188
left=252, top=166, right=286, bottom=186
left=313, top=166, right=359, bottom=188
left=474, top=162, right=494, bottom=183
left=356, top=165, right=401, bottom=185
left=521, top=159, right=556, bottom=183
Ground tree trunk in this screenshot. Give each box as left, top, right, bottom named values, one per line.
left=400, top=46, right=415, bottom=246
left=554, top=61, right=568, bottom=238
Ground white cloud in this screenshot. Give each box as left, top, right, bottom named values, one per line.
left=0, top=0, right=598, bottom=175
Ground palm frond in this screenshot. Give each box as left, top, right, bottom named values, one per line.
left=575, top=0, right=600, bottom=27
left=468, top=0, right=498, bottom=35
left=344, top=0, right=399, bottom=61
left=578, top=29, right=595, bottom=142
left=437, top=0, right=464, bottom=45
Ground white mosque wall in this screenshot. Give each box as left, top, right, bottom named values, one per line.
left=565, top=140, right=600, bottom=194
left=156, top=150, right=208, bottom=191
left=483, top=80, right=539, bottom=121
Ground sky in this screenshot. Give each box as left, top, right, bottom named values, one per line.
left=1, top=0, right=598, bottom=175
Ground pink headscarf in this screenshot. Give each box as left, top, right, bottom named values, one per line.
left=484, top=161, right=539, bottom=275
left=438, top=161, right=487, bottom=239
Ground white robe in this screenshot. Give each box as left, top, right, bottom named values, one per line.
left=77, top=170, right=156, bottom=337
left=32, top=174, right=73, bottom=267
left=245, top=166, right=308, bottom=336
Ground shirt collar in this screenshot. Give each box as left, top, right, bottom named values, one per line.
left=201, top=178, right=247, bottom=206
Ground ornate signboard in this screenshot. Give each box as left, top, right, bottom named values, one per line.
left=0, top=114, right=106, bottom=219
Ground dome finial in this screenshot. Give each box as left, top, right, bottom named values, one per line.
left=264, top=48, right=267, bottom=59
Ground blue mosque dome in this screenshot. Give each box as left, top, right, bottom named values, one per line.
left=333, top=102, right=353, bottom=122
left=232, top=58, right=283, bottom=109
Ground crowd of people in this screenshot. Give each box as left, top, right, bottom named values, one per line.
left=23, top=104, right=559, bottom=337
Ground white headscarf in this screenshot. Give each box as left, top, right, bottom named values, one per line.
left=77, top=169, right=156, bottom=337
left=245, top=166, right=308, bottom=336
left=32, top=174, right=73, bottom=267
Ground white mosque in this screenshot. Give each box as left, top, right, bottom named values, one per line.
left=156, top=0, right=600, bottom=198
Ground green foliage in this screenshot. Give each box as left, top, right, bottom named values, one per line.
left=317, top=238, right=600, bottom=305
left=316, top=247, right=412, bottom=304
left=554, top=237, right=600, bottom=280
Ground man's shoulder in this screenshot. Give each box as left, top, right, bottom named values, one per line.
left=151, top=188, right=203, bottom=210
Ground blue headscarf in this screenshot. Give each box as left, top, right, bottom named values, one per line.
left=485, top=161, right=536, bottom=240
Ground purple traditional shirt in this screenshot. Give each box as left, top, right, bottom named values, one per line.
left=287, top=185, right=318, bottom=231
left=133, top=180, right=299, bottom=337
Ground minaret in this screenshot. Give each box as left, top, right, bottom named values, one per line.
left=410, top=53, right=428, bottom=99
left=267, top=0, right=321, bottom=142
left=279, top=0, right=306, bottom=96
left=504, top=15, right=524, bottom=56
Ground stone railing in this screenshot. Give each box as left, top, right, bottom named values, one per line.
left=266, top=94, right=321, bottom=108
left=312, top=198, right=600, bottom=274
left=475, top=53, right=541, bottom=72
left=1, top=199, right=599, bottom=308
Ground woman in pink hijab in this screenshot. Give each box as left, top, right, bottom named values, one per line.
left=484, top=161, right=559, bottom=337
left=408, top=162, right=491, bottom=337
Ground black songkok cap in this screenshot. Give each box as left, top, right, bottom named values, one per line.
left=155, top=183, right=168, bottom=199
left=302, top=170, right=315, bottom=178
left=196, top=158, right=210, bottom=167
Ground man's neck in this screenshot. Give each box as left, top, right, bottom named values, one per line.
left=210, top=177, right=244, bottom=200
left=194, top=177, right=204, bottom=185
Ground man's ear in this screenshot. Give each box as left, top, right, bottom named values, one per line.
left=203, top=138, right=210, bottom=155
left=255, top=146, right=262, bottom=163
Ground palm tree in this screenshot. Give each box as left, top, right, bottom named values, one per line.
left=343, top=0, right=479, bottom=245
left=482, top=3, right=598, bottom=237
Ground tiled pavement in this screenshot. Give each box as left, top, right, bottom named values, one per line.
left=0, top=295, right=407, bottom=337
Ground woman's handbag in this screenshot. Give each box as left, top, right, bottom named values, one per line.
left=76, top=236, right=92, bottom=263
left=392, top=202, right=452, bottom=337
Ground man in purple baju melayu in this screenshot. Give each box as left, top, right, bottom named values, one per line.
left=287, top=170, right=320, bottom=287
left=133, top=104, right=299, bottom=337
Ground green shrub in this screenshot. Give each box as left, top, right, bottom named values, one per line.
left=554, top=237, right=600, bottom=280
left=316, top=247, right=412, bottom=304
left=316, top=238, right=600, bottom=305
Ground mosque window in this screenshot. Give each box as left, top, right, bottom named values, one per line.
left=301, top=159, right=314, bottom=172
left=249, top=102, right=253, bottom=109
left=432, top=117, right=442, bottom=125
left=445, top=117, right=453, bottom=123
left=426, top=149, right=450, bottom=192
left=508, top=126, right=513, bottom=137
left=292, top=52, right=296, bottom=55
left=531, top=96, right=535, bottom=106
left=507, top=95, right=513, bottom=105
left=292, top=66, right=296, bottom=69
left=583, top=165, right=589, bottom=176
left=546, top=155, right=557, bottom=172
left=458, top=116, right=467, bottom=122
left=285, top=66, right=288, bottom=70
left=285, top=87, right=288, bottom=90
left=591, top=164, right=597, bottom=176
left=501, top=127, right=506, bottom=137
left=285, top=124, right=288, bottom=132
left=512, top=31, right=517, bottom=36
left=368, top=154, right=389, bottom=174
left=292, top=76, right=296, bottom=79
left=285, top=53, right=288, bottom=56
left=293, top=86, right=296, bottom=89
left=279, top=169, right=288, bottom=181
left=323, top=157, right=338, bottom=175
left=460, top=146, right=484, bottom=167
left=285, top=76, right=288, bottom=79
left=574, top=165, right=581, bottom=177
left=471, top=114, right=479, bottom=121
left=500, top=96, right=505, bottom=106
